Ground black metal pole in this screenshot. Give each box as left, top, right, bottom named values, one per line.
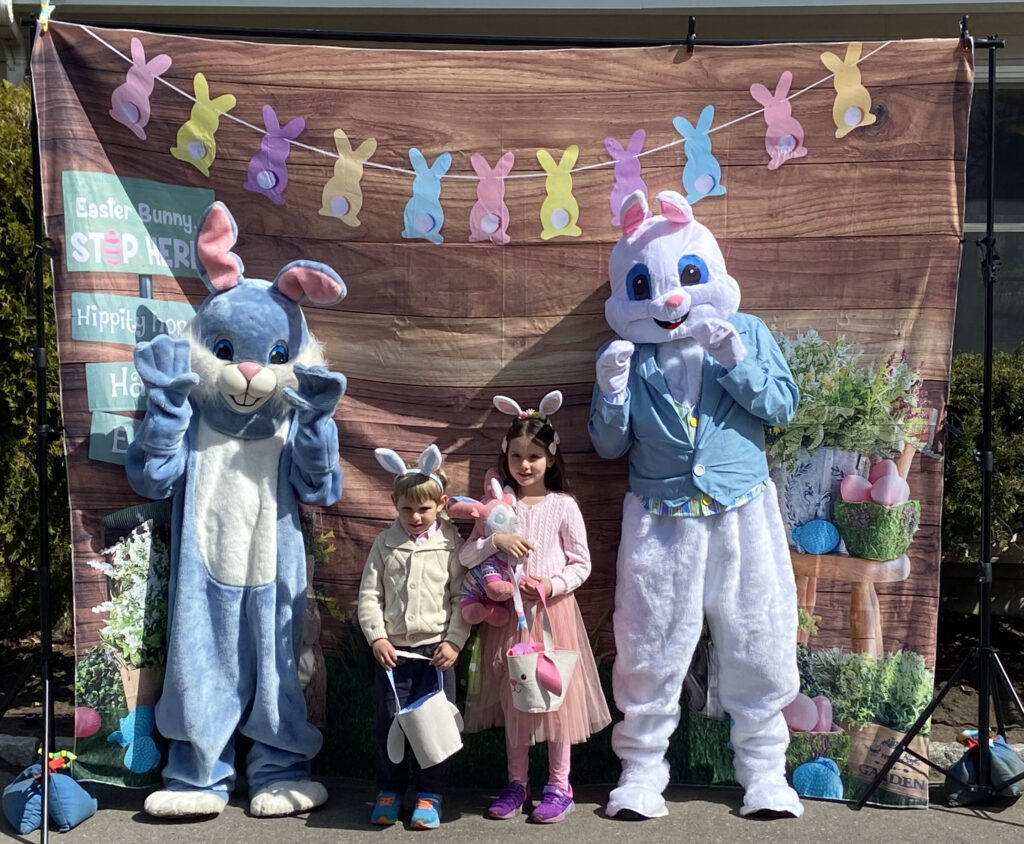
left=28, top=16, right=54, bottom=843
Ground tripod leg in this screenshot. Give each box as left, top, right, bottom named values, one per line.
left=990, top=651, right=1024, bottom=721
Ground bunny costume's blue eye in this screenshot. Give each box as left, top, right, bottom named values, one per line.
left=213, top=338, right=234, bottom=361
left=268, top=343, right=289, bottom=365
left=678, top=254, right=709, bottom=286
left=626, top=264, right=652, bottom=301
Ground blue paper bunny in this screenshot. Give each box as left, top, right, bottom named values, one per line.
left=402, top=147, right=452, bottom=244
left=672, top=105, right=727, bottom=205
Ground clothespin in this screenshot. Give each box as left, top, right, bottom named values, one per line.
left=959, top=15, right=971, bottom=53
left=686, top=16, right=697, bottom=54
left=39, top=1, right=55, bottom=33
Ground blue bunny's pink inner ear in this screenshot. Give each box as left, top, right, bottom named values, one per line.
left=197, top=203, right=241, bottom=291
left=276, top=264, right=346, bottom=305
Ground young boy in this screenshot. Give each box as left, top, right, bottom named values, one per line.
left=357, top=445, right=469, bottom=829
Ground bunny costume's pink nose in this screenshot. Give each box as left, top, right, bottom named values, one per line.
left=237, top=361, right=264, bottom=382
left=664, top=293, right=685, bottom=309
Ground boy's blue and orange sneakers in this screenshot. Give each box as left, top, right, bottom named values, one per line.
left=410, top=792, right=442, bottom=830
left=370, top=790, right=401, bottom=826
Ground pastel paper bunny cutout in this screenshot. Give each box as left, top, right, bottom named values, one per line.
left=401, top=148, right=451, bottom=244
left=448, top=473, right=518, bottom=627
left=605, top=129, right=649, bottom=226
left=243, top=105, right=305, bottom=206
left=108, top=37, right=172, bottom=141
left=469, top=151, right=515, bottom=245
left=537, top=146, right=581, bottom=240
left=820, top=42, right=877, bottom=139
left=672, top=105, right=727, bottom=205
left=170, top=73, right=237, bottom=177
left=319, top=129, right=377, bottom=227
left=750, top=71, right=808, bottom=170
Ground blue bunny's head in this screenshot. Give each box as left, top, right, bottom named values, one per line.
left=187, top=202, right=346, bottom=437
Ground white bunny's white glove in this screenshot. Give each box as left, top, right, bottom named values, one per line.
left=691, top=318, right=747, bottom=370
left=596, top=339, right=635, bottom=400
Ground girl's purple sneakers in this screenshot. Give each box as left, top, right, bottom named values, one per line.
left=487, top=781, right=530, bottom=819
left=529, top=784, right=575, bottom=823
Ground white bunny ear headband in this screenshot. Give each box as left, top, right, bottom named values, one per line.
left=374, top=444, right=445, bottom=492
left=493, top=390, right=563, bottom=455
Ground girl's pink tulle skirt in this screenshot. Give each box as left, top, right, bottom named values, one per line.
left=464, top=592, right=611, bottom=746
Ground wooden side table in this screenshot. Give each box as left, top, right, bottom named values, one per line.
left=792, top=551, right=910, bottom=657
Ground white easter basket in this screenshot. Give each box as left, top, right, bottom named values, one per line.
left=506, top=581, right=578, bottom=714
left=385, top=651, right=463, bottom=768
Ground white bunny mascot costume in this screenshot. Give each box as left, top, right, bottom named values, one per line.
left=588, top=190, right=802, bottom=819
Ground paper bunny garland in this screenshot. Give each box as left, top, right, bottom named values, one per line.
left=493, top=390, right=563, bottom=455
left=375, top=443, right=446, bottom=492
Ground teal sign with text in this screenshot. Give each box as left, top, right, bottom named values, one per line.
left=71, top=293, right=195, bottom=345
left=62, top=171, right=213, bottom=278
left=89, top=411, right=140, bottom=466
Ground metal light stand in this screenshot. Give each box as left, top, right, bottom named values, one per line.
left=0, top=16, right=57, bottom=844
left=854, top=22, right=1024, bottom=809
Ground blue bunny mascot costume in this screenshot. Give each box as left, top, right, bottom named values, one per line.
left=126, top=201, right=346, bottom=819
left=588, top=190, right=803, bottom=819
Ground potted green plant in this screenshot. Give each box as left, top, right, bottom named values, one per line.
left=766, top=329, right=930, bottom=547
left=797, top=645, right=934, bottom=805
left=88, top=519, right=170, bottom=710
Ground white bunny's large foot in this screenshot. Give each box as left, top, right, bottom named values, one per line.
left=606, top=782, right=668, bottom=819
left=249, top=780, right=327, bottom=818
left=144, top=789, right=226, bottom=818
left=739, top=778, right=804, bottom=818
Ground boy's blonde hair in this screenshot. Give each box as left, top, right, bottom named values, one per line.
left=392, top=462, right=449, bottom=505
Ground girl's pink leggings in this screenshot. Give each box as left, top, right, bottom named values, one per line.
left=506, top=733, right=571, bottom=790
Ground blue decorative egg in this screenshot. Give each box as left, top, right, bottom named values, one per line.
left=792, top=519, right=840, bottom=555
left=792, top=757, right=843, bottom=799
left=123, top=735, right=161, bottom=773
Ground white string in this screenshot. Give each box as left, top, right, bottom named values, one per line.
left=78, top=22, right=893, bottom=182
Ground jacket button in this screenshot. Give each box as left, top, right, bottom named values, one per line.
left=693, top=464, right=706, bottom=477
left=407, top=614, right=415, bottom=622
left=409, top=582, right=417, bottom=590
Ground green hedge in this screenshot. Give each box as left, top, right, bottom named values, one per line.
left=0, top=80, right=70, bottom=640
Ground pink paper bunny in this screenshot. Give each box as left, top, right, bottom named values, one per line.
left=750, top=71, right=808, bottom=171
left=108, top=37, right=172, bottom=141
left=604, top=129, right=649, bottom=226
left=243, top=104, right=305, bottom=206
left=468, top=151, right=515, bottom=245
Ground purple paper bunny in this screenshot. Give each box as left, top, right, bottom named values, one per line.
left=604, top=129, right=649, bottom=227
left=243, top=104, right=305, bottom=206
left=469, top=151, right=515, bottom=245
left=750, top=71, right=808, bottom=170
left=108, top=38, right=172, bottom=141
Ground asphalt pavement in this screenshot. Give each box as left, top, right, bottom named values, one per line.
left=2, top=776, right=1023, bottom=844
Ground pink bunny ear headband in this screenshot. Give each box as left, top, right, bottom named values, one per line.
left=493, top=390, right=563, bottom=455
left=374, top=444, right=445, bottom=492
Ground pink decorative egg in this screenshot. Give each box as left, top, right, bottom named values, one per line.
left=782, top=693, right=819, bottom=732
left=812, top=695, right=834, bottom=733
left=868, top=459, right=899, bottom=484
left=74, top=706, right=102, bottom=738
left=870, top=473, right=911, bottom=507
left=840, top=474, right=873, bottom=503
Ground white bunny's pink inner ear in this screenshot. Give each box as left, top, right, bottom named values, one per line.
left=274, top=263, right=346, bottom=305
left=620, top=190, right=649, bottom=235
left=657, top=191, right=694, bottom=225
left=493, top=395, right=523, bottom=417
left=197, top=203, right=242, bottom=292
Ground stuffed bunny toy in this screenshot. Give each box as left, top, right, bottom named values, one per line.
left=589, top=189, right=803, bottom=820
left=447, top=473, right=518, bottom=626
left=126, top=201, right=346, bottom=820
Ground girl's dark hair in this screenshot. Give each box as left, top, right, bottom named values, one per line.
left=498, top=415, right=571, bottom=495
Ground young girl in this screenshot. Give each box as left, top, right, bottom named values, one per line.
left=460, top=391, right=610, bottom=823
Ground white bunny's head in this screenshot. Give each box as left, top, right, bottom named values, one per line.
left=605, top=190, right=739, bottom=345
